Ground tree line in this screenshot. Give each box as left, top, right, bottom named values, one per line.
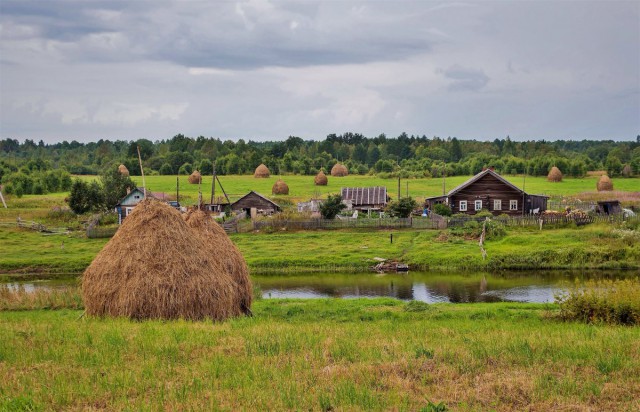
left=1, top=134, right=639, bottom=196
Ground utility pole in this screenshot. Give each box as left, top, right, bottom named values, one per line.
left=442, top=162, right=446, bottom=195
left=397, top=177, right=401, bottom=200
left=210, top=162, right=216, bottom=205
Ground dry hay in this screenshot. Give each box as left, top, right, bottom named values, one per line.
left=314, top=170, right=328, bottom=186
left=118, top=164, right=129, bottom=176
left=547, top=166, right=563, bottom=182
left=272, top=179, right=289, bottom=195
left=331, top=163, right=348, bottom=177
left=254, top=163, right=270, bottom=178
left=622, top=164, right=632, bottom=177
left=597, top=175, right=614, bottom=191
left=82, top=199, right=242, bottom=320
left=183, top=209, right=252, bottom=314
left=188, top=170, right=202, bottom=184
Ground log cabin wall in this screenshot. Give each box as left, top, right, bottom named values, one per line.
left=449, top=173, right=525, bottom=216
left=232, top=192, right=280, bottom=213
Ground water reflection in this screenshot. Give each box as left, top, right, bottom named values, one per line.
left=255, top=270, right=636, bottom=304
left=2, top=270, right=636, bottom=304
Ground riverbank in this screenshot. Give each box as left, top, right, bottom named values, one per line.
left=1, top=222, right=639, bottom=276
left=1, top=299, right=638, bottom=411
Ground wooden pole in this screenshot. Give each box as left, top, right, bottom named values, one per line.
left=397, top=177, right=401, bottom=200
left=210, top=162, right=216, bottom=205
left=442, top=162, right=446, bottom=195
left=0, top=189, right=7, bottom=208
left=176, top=176, right=179, bottom=204
left=137, top=146, right=146, bottom=198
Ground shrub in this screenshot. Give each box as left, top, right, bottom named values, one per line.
left=433, top=203, right=451, bottom=216
left=556, top=279, right=640, bottom=325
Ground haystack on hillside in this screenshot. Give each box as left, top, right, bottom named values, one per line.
left=82, top=199, right=242, bottom=320
left=118, top=164, right=129, bottom=176
left=314, top=170, right=328, bottom=186
left=184, top=209, right=252, bottom=314
left=331, top=163, right=348, bottom=177
left=254, top=164, right=270, bottom=178
left=622, top=164, right=632, bottom=177
left=547, top=166, right=563, bottom=182
left=272, top=179, right=289, bottom=195
left=597, top=175, right=613, bottom=191
left=188, top=170, right=202, bottom=184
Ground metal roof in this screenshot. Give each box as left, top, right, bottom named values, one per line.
left=340, top=186, right=388, bottom=205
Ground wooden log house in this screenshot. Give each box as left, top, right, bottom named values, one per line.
left=425, top=169, right=548, bottom=216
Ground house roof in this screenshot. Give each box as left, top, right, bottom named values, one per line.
left=341, top=186, right=388, bottom=205
left=231, top=190, right=281, bottom=210
left=447, top=169, right=524, bottom=196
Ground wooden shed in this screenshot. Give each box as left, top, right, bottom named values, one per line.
left=596, top=200, right=622, bottom=215
left=340, top=186, right=389, bottom=212
left=425, top=169, right=548, bottom=216
left=115, top=187, right=177, bottom=224
left=231, top=191, right=281, bottom=217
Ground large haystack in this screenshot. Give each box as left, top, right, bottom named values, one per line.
left=622, top=164, right=632, bottom=177
left=547, top=166, right=563, bottom=182
left=118, top=164, right=129, bottom=177
left=188, top=170, right=202, bottom=184
left=314, top=170, right=328, bottom=186
left=183, top=209, right=252, bottom=314
left=597, top=175, right=613, bottom=191
left=254, top=164, right=270, bottom=178
left=331, top=163, right=348, bottom=177
left=82, top=199, right=242, bottom=320
left=272, top=179, right=289, bottom=195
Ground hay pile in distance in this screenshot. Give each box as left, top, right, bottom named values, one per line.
left=82, top=199, right=243, bottom=321
left=118, top=164, right=129, bottom=176
left=597, top=175, right=613, bottom=191
left=254, top=164, right=270, bottom=178
left=331, top=163, right=348, bottom=177
left=272, top=179, right=289, bottom=195
left=188, top=170, right=202, bottom=184
left=622, top=164, right=632, bottom=177
left=314, top=170, right=328, bottom=186
left=547, top=166, right=563, bottom=182
left=183, top=209, right=252, bottom=315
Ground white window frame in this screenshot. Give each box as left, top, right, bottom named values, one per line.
left=459, top=200, right=467, bottom=211
left=494, top=199, right=502, bottom=211
left=475, top=200, right=482, bottom=211
left=510, top=200, right=518, bottom=210
left=125, top=207, right=134, bottom=216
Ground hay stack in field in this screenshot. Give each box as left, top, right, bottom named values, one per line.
left=82, top=199, right=242, bottom=321
left=118, top=164, right=129, bottom=176
left=547, top=166, right=563, bottom=182
left=314, top=170, right=328, bottom=186
left=622, top=164, right=632, bottom=177
left=188, top=170, right=202, bottom=184
left=183, top=209, right=252, bottom=314
left=597, top=175, right=613, bottom=191
left=254, top=164, right=270, bottom=178
left=272, top=179, right=289, bottom=195
left=331, top=163, right=348, bottom=177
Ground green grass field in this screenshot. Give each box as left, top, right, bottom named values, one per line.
left=1, top=300, right=638, bottom=411
left=1, top=222, right=638, bottom=275
left=71, top=174, right=640, bottom=205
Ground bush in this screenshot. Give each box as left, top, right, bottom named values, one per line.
left=433, top=203, right=451, bottom=216
left=386, top=197, right=417, bottom=218
left=159, top=163, right=173, bottom=175
left=556, top=279, right=640, bottom=325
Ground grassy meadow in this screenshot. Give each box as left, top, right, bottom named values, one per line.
left=1, top=300, right=639, bottom=411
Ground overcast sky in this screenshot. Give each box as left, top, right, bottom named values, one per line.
left=1, top=0, right=638, bottom=143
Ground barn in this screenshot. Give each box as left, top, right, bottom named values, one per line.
left=231, top=191, right=281, bottom=217
left=340, top=186, right=389, bottom=212
left=425, top=169, right=548, bottom=216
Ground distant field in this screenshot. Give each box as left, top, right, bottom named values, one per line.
left=72, top=174, right=640, bottom=205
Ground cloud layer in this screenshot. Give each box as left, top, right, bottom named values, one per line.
left=1, top=0, right=638, bottom=142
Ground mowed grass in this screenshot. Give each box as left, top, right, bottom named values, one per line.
left=1, top=300, right=639, bottom=411
left=73, top=174, right=640, bottom=205
left=1, top=222, right=639, bottom=274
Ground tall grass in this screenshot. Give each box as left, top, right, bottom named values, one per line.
left=556, top=278, right=640, bottom=325
left=0, top=284, right=82, bottom=310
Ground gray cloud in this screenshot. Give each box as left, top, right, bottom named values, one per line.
left=0, top=0, right=638, bottom=142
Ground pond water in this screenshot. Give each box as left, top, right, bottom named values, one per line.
left=2, top=270, right=637, bottom=304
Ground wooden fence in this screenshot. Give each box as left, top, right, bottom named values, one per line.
left=250, top=217, right=444, bottom=232
left=0, top=219, right=69, bottom=234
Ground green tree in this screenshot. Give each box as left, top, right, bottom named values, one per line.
left=386, top=197, right=417, bottom=218
left=68, top=180, right=104, bottom=214
left=100, top=168, right=136, bottom=210
left=159, top=163, right=173, bottom=175
left=319, top=194, right=346, bottom=219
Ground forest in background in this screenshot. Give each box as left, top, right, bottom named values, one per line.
left=1, top=133, right=639, bottom=196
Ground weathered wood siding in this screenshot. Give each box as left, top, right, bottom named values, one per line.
left=232, top=192, right=279, bottom=213
left=450, top=173, right=525, bottom=216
